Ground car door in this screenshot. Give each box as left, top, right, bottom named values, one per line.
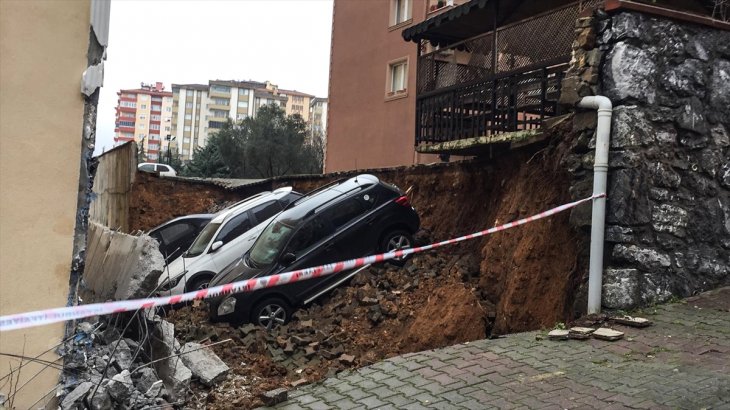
left=157, top=221, right=198, bottom=262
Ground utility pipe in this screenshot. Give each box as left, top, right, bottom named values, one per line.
left=577, top=96, right=613, bottom=315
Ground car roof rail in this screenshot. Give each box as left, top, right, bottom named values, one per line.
left=303, top=185, right=370, bottom=218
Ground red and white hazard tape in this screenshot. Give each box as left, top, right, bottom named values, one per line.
left=0, top=194, right=604, bottom=332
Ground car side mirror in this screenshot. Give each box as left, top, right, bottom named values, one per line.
left=281, top=252, right=296, bottom=266
left=210, top=241, right=223, bottom=252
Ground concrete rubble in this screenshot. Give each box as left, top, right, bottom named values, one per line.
left=57, top=315, right=229, bottom=409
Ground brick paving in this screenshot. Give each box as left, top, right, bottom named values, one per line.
left=265, top=288, right=730, bottom=409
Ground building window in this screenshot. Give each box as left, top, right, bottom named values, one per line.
left=166, top=107, right=172, bottom=112
left=238, top=101, right=249, bottom=108
left=211, top=85, right=231, bottom=93
left=184, top=125, right=191, bottom=132
left=237, top=113, right=248, bottom=120
left=138, top=133, right=145, bottom=139
left=184, top=138, right=191, bottom=144
left=140, top=94, right=148, bottom=100
left=139, top=114, right=146, bottom=120
left=140, top=104, right=147, bottom=109
left=150, top=124, right=160, bottom=130
left=148, top=143, right=159, bottom=150
left=120, top=101, right=136, bottom=108
left=139, top=123, right=145, bottom=129
left=151, top=105, right=161, bottom=111
left=151, top=114, right=161, bottom=121
left=122, top=132, right=134, bottom=138
left=165, top=126, right=171, bottom=131
left=212, top=98, right=229, bottom=106
left=182, top=148, right=189, bottom=155
left=185, top=114, right=192, bottom=120
left=123, top=93, right=136, bottom=99
left=391, top=0, right=411, bottom=26
left=121, top=112, right=134, bottom=118
left=239, top=88, right=249, bottom=96
left=387, top=58, right=408, bottom=95
left=185, top=102, right=193, bottom=109
left=118, top=121, right=134, bottom=127
left=150, top=134, right=159, bottom=140
left=186, top=90, right=193, bottom=96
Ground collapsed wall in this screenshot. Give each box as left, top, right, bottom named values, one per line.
left=562, top=10, right=730, bottom=309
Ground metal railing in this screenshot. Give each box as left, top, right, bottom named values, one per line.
left=415, top=0, right=602, bottom=145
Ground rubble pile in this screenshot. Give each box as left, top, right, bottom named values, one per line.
left=57, top=315, right=229, bottom=409
left=168, top=252, right=488, bottom=409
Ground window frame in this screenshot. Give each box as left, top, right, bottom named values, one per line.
left=389, top=0, right=412, bottom=28
left=385, top=57, right=409, bottom=100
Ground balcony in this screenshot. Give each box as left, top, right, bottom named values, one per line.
left=408, top=0, right=600, bottom=150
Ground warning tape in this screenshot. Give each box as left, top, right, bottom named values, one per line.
left=0, top=194, right=604, bottom=332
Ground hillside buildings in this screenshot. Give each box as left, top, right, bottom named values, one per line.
left=113, top=82, right=174, bottom=162
left=169, top=80, right=318, bottom=161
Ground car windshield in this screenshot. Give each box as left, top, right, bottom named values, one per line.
left=249, top=221, right=295, bottom=267
left=185, top=222, right=220, bottom=257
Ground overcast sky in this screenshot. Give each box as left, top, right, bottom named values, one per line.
left=95, top=0, right=334, bottom=155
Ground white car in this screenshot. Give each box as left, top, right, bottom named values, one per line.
left=157, top=187, right=302, bottom=295
left=138, top=162, right=177, bottom=177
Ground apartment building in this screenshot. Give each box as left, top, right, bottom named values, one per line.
left=325, top=0, right=460, bottom=172
left=171, top=80, right=317, bottom=161
left=310, top=97, right=328, bottom=141
left=113, top=82, right=173, bottom=162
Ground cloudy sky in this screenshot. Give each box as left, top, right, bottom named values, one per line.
left=96, top=0, right=334, bottom=154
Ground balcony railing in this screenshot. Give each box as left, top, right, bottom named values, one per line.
left=415, top=0, right=600, bottom=145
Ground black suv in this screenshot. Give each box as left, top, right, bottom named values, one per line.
left=208, top=174, right=419, bottom=328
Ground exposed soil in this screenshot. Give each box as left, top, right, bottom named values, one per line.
left=135, top=122, right=587, bottom=408
left=168, top=253, right=485, bottom=409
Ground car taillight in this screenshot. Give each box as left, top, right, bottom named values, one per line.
left=395, top=195, right=410, bottom=207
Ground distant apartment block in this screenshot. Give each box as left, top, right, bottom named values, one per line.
left=310, top=97, right=328, bottom=141
left=113, top=82, right=173, bottom=162
left=171, top=80, right=317, bottom=161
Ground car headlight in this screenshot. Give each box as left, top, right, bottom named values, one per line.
left=159, top=272, right=185, bottom=291
left=217, top=297, right=237, bottom=316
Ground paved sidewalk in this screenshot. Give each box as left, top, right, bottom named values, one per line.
left=267, top=288, right=730, bottom=409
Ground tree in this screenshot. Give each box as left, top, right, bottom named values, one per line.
left=160, top=146, right=183, bottom=171
left=181, top=133, right=231, bottom=178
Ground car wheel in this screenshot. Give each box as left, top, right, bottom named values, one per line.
left=252, top=298, right=291, bottom=330
left=380, top=230, right=414, bottom=266
left=186, top=276, right=211, bottom=292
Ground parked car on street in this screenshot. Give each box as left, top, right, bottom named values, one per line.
left=158, top=187, right=302, bottom=295
left=148, top=214, right=214, bottom=263
left=208, top=174, right=420, bottom=328
left=138, top=162, right=177, bottom=177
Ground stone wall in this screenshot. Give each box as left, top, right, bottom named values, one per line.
left=564, top=10, right=730, bottom=309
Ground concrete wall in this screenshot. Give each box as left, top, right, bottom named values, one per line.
left=0, top=0, right=92, bottom=407
left=83, top=222, right=164, bottom=302
left=89, top=142, right=137, bottom=233
left=563, top=10, right=730, bottom=310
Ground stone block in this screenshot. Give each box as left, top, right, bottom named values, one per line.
left=677, top=97, right=708, bottom=134
left=612, top=245, right=671, bottom=272
left=610, top=106, right=655, bottom=148
left=180, top=342, right=229, bottom=386
left=709, top=60, right=730, bottom=118
left=652, top=204, right=688, bottom=237
left=261, top=388, right=288, bottom=406
left=604, top=42, right=657, bottom=104
left=607, top=168, right=651, bottom=225
left=602, top=268, right=639, bottom=309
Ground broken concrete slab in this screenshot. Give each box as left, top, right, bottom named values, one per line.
left=112, top=339, right=133, bottom=371
left=290, top=378, right=308, bottom=388
left=179, top=342, right=230, bottom=386
left=151, top=320, right=192, bottom=400
left=569, top=327, right=595, bottom=340
left=87, top=386, right=112, bottom=410
left=61, top=381, right=93, bottom=409
left=339, top=354, right=356, bottom=365
left=612, top=316, right=653, bottom=327
left=548, top=329, right=570, bottom=340
left=261, top=388, right=288, bottom=406
left=592, top=327, right=625, bottom=341
left=134, top=367, right=159, bottom=393
left=107, top=370, right=133, bottom=402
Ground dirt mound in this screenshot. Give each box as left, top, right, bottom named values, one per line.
left=399, top=281, right=485, bottom=351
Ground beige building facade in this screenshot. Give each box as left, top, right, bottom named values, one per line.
left=0, top=0, right=108, bottom=407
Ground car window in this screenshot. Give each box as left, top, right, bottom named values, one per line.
left=214, top=212, right=253, bottom=245
left=160, top=223, right=194, bottom=244
left=186, top=222, right=220, bottom=257
left=157, top=164, right=170, bottom=172
left=251, top=200, right=282, bottom=224
left=249, top=221, right=295, bottom=266
left=320, top=197, right=367, bottom=230
left=139, top=164, right=155, bottom=172
left=287, top=215, right=333, bottom=254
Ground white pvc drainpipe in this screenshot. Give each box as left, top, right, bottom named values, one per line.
left=577, top=96, right=613, bottom=315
